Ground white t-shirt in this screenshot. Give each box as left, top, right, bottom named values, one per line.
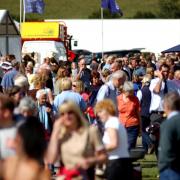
left=102, top=116, right=129, bottom=160
left=0, top=126, right=16, bottom=159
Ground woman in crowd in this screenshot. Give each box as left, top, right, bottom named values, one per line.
left=18, top=96, right=38, bottom=118
left=36, top=89, right=54, bottom=140
left=47, top=101, right=106, bottom=180
left=117, top=81, right=141, bottom=150
left=89, top=71, right=102, bottom=107
left=95, top=99, right=131, bottom=180
left=54, top=66, right=67, bottom=95
left=29, top=74, right=53, bottom=104
left=2, top=117, right=50, bottom=180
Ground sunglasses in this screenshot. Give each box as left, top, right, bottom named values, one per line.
left=60, top=111, right=74, bottom=116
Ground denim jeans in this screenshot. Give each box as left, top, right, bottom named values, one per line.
left=160, top=168, right=180, bottom=180
left=126, top=125, right=139, bottom=150
left=141, top=116, right=152, bottom=152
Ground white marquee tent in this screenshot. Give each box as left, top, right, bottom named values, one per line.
left=0, top=10, right=21, bottom=60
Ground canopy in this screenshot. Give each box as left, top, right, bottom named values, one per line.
left=0, top=10, right=19, bottom=36
left=0, top=10, right=21, bottom=59
left=162, top=44, right=180, bottom=53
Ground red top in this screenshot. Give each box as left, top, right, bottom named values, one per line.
left=117, top=94, right=140, bottom=128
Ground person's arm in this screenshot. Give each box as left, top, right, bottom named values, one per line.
left=96, top=85, right=108, bottom=102
left=76, top=68, right=83, bottom=80
left=105, top=128, right=118, bottom=151
left=153, top=71, right=163, bottom=94
left=46, top=119, right=62, bottom=164
left=76, top=126, right=107, bottom=169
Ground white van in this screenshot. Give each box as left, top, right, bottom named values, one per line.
left=22, top=40, right=67, bottom=64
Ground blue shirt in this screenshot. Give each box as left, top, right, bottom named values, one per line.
left=53, top=90, right=87, bottom=113
left=1, top=69, right=18, bottom=90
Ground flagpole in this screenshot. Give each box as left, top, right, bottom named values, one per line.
left=23, top=0, right=26, bottom=22
left=20, top=0, right=22, bottom=31
left=101, top=7, right=104, bottom=60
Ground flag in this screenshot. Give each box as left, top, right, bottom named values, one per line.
left=25, top=0, right=45, bottom=14
left=101, top=0, right=123, bottom=16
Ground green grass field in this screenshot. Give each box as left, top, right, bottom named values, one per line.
left=0, top=0, right=159, bottom=20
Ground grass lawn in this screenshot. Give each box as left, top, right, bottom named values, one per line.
left=140, top=154, right=159, bottom=180
left=0, top=0, right=159, bottom=20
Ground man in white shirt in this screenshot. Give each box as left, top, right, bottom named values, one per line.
left=150, top=64, right=170, bottom=116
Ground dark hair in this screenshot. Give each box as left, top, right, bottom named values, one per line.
left=17, top=116, right=46, bottom=160
left=7, top=86, right=21, bottom=97
left=159, top=64, right=170, bottom=71
left=0, top=95, right=15, bottom=112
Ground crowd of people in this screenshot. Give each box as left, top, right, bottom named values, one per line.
left=0, top=52, right=179, bottom=180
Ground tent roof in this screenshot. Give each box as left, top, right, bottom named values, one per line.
left=0, top=10, right=20, bottom=36
left=162, top=44, right=180, bottom=53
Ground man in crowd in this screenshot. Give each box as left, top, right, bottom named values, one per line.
left=1, top=59, right=19, bottom=92
left=0, top=95, right=16, bottom=160
left=96, top=70, right=126, bottom=108
left=159, top=92, right=180, bottom=180
left=76, top=57, right=91, bottom=89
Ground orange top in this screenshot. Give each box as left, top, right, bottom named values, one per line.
left=117, top=94, right=140, bottom=128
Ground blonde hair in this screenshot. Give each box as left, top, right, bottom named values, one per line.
left=61, top=78, right=72, bottom=91
left=72, top=80, right=84, bottom=94
left=123, top=81, right=134, bottom=92
left=59, top=101, right=88, bottom=128
left=95, top=99, right=116, bottom=116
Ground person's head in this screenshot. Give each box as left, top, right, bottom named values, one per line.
left=159, top=64, right=170, bottom=80
left=142, top=74, right=151, bottom=87
left=44, top=57, right=50, bottom=65
left=106, top=55, right=115, bottom=65
left=174, top=70, right=180, bottom=80
left=91, top=71, right=101, bottom=86
left=111, top=61, right=122, bottom=73
left=15, top=117, right=46, bottom=160
left=61, top=78, right=72, bottom=91
left=111, top=70, right=126, bottom=88
left=122, top=81, right=134, bottom=97
left=7, top=86, right=22, bottom=105
left=78, top=58, right=86, bottom=69
left=95, top=99, right=116, bottom=123
left=14, top=74, right=29, bottom=94
left=18, top=97, right=37, bottom=117
left=36, top=89, right=47, bottom=105
left=58, top=101, right=87, bottom=130
left=163, top=92, right=180, bottom=116
left=71, top=62, right=77, bottom=69
left=33, top=74, right=48, bottom=89
left=72, top=80, right=84, bottom=94
left=50, top=57, right=59, bottom=73
left=146, top=67, right=154, bottom=78
left=56, top=66, right=67, bottom=81
left=123, top=56, right=129, bottom=66
left=101, top=69, right=111, bottom=82
left=132, top=74, right=140, bottom=83
left=11, top=59, right=19, bottom=70
left=166, top=57, right=175, bottom=66
left=130, top=58, right=138, bottom=68
left=0, top=95, right=14, bottom=125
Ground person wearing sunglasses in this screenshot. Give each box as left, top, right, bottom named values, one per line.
left=47, top=101, right=106, bottom=180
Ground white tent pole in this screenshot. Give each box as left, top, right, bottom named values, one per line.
left=101, top=7, right=104, bottom=59
left=23, top=0, right=26, bottom=22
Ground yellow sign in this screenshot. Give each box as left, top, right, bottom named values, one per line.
left=21, top=22, right=59, bottom=38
